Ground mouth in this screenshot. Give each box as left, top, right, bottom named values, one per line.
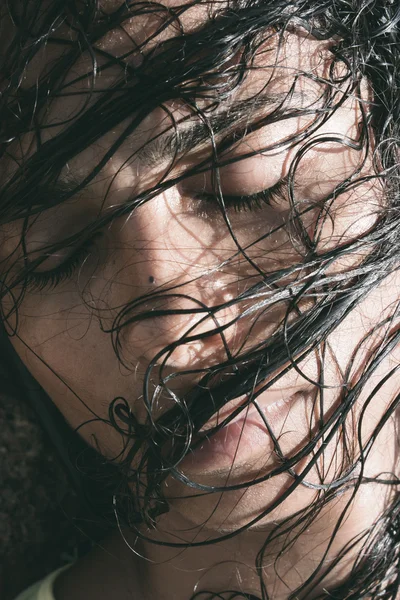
left=180, top=385, right=312, bottom=473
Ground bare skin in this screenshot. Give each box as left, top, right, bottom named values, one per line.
left=1, top=3, right=399, bottom=598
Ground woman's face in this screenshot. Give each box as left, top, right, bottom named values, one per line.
left=1, top=5, right=398, bottom=531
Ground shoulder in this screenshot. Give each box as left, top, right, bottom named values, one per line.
left=12, top=565, right=73, bottom=600
left=52, top=536, right=142, bottom=600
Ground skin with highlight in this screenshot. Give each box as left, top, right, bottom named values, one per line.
left=1, top=2, right=399, bottom=599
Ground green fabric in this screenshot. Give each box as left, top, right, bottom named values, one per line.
left=13, top=565, right=73, bottom=600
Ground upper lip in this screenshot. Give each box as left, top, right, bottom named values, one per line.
left=200, top=384, right=309, bottom=431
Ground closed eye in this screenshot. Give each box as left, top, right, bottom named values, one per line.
left=192, top=176, right=289, bottom=218
left=22, top=231, right=103, bottom=292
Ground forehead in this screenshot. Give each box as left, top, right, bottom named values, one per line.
left=41, top=27, right=332, bottom=125
left=8, top=0, right=334, bottom=119
left=55, top=36, right=330, bottom=193
left=96, top=4, right=330, bottom=67
left=98, top=0, right=213, bottom=15
left=8, top=2, right=334, bottom=172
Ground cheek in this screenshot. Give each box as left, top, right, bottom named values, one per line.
left=7, top=294, right=142, bottom=457
left=10, top=309, right=115, bottom=398
left=312, top=183, right=380, bottom=256
left=11, top=324, right=144, bottom=460
left=324, top=270, right=400, bottom=436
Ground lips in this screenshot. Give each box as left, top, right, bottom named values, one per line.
left=199, top=381, right=306, bottom=429
left=181, top=387, right=310, bottom=472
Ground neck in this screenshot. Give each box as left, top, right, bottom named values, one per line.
left=114, top=481, right=389, bottom=599
left=54, top=480, right=391, bottom=600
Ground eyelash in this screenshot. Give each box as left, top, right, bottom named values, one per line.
left=193, top=178, right=288, bottom=217
left=23, top=234, right=101, bottom=293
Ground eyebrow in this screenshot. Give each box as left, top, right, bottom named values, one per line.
left=50, top=90, right=311, bottom=202
left=132, top=91, right=310, bottom=167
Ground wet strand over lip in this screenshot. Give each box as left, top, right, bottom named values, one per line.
left=198, top=384, right=300, bottom=431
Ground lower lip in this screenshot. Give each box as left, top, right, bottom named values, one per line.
left=181, top=391, right=306, bottom=472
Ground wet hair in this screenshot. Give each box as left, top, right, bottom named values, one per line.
left=0, top=0, right=400, bottom=598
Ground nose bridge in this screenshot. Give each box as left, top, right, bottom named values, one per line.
left=121, top=242, right=241, bottom=369
left=114, top=190, right=248, bottom=368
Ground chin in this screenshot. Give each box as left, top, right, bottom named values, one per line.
left=162, top=469, right=318, bottom=535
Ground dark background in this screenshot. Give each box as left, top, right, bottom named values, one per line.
left=0, top=389, right=90, bottom=600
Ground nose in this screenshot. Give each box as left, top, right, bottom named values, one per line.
left=115, top=190, right=243, bottom=370
left=121, top=275, right=241, bottom=370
